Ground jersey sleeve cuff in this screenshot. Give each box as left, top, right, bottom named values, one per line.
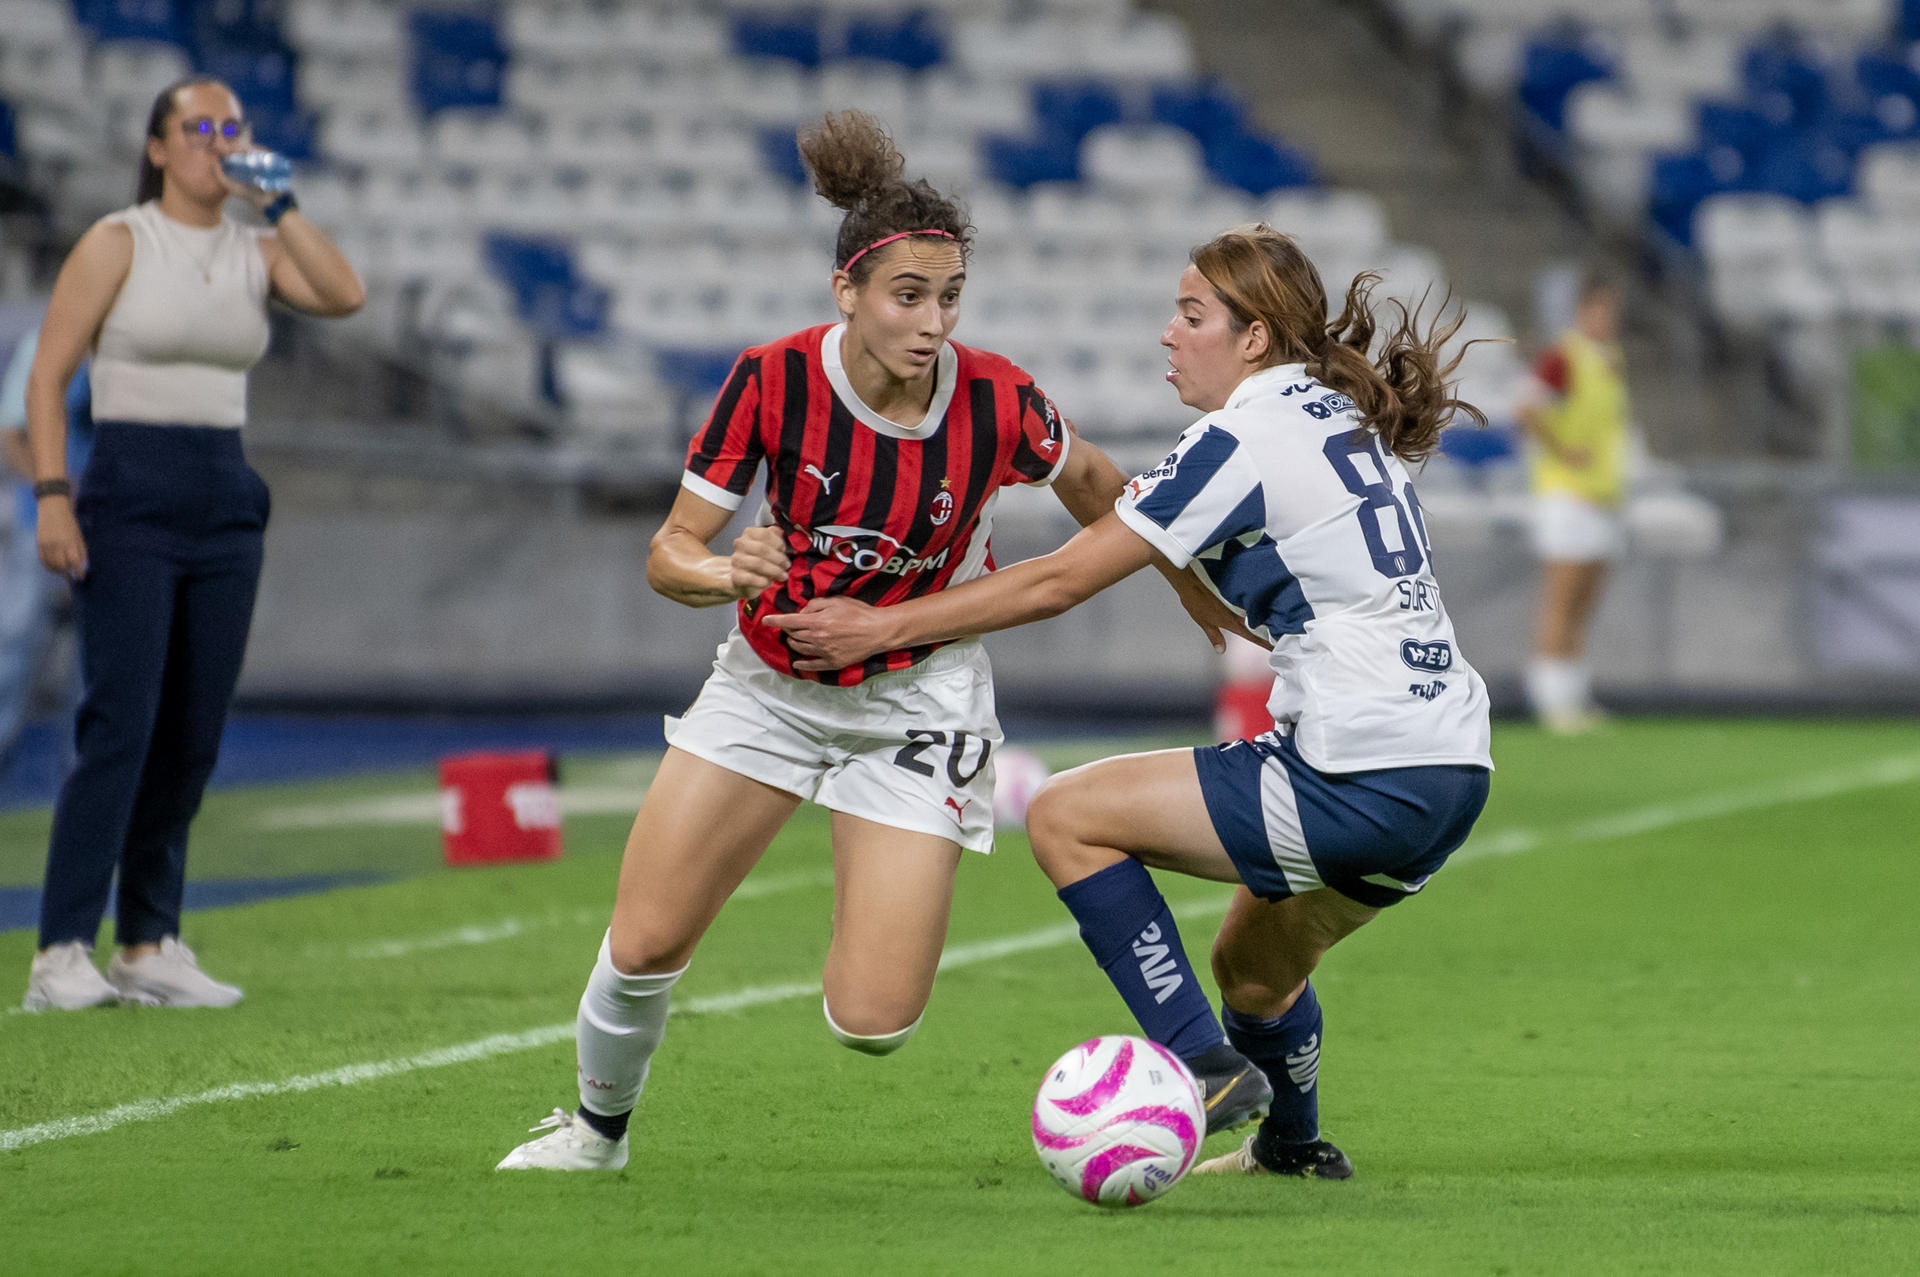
left=1114, top=498, right=1195, bottom=569
left=681, top=469, right=745, bottom=511
left=1021, top=428, right=1072, bottom=488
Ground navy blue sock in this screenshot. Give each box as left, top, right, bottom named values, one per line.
left=1224, top=980, right=1323, bottom=1146
left=576, top=1107, right=630, bottom=1142
left=1055, top=858, right=1223, bottom=1061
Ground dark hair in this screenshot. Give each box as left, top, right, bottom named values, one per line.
left=1191, top=223, right=1487, bottom=464
left=136, top=75, right=227, bottom=204
left=797, top=110, right=972, bottom=283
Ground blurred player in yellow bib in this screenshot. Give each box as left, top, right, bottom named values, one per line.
left=1518, top=270, right=1628, bottom=734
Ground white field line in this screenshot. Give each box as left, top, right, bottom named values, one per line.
left=0, top=898, right=1229, bottom=1154
left=308, top=869, right=837, bottom=961
left=1452, top=750, right=1920, bottom=865
left=10, top=750, right=1915, bottom=1153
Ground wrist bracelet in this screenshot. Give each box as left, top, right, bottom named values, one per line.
left=32, top=478, right=71, bottom=500
left=263, top=191, right=299, bottom=225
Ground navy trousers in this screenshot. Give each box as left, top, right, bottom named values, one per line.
left=37, top=423, right=270, bottom=949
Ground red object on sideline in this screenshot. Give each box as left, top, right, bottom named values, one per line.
left=1213, top=680, right=1272, bottom=743
left=440, top=751, right=562, bottom=866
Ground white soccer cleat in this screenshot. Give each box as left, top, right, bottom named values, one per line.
left=496, top=1109, right=629, bottom=1171
left=22, top=941, right=119, bottom=1011
left=107, top=937, right=243, bottom=1008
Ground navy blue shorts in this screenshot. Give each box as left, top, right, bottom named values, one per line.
left=1193, top=731, right=1490, bottom=909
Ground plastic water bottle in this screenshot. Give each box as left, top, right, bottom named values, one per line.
left=221, top=150, right=294, bottom=194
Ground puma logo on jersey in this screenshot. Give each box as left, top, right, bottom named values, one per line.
left=1284, top=1033, right=1320, bottom=1093
left=803, top=464, right=841, bottom=494
left=1131, top=922, right=1184, bottom=1004
left=943, top=796, right=971, bottom=823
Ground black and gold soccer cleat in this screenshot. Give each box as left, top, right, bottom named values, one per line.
left=1186, top=1044, right=1274, bottom=1137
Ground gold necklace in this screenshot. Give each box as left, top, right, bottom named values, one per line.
left=166, top=214, right=222, bottom=283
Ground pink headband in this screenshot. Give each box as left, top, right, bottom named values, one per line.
left=842, top=229, right=957, bottom=274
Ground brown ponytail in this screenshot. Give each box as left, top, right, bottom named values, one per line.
left=1191, top=224, right=1487, bottom=463
left=797, top=109, right=972, bottom=282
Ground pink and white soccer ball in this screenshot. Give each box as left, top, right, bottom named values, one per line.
left=1031, top=1035, right=1204, bottom=1208
left=992, top=747, right=1051, bottom=828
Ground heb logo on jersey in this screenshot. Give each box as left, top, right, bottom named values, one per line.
left=1400, top=638, right=1453, bottom=672
left=806, top=525, right=949, bottom=575
left=1300, top=392, right=1358, bottom=421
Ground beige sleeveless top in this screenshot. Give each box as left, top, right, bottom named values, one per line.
left=90, top=201, right=271, bottom=427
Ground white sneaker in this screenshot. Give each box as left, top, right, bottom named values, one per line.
left=107, top=937, right=244, bottom=1008
left=22, top=941, right=119, bottom=1011
left=496, top=1108, right=629, bottom=1171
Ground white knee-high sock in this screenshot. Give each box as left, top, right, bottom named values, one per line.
left=575, top=932, right=685, bottom=1117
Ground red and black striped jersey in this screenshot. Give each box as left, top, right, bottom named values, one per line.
left=681, top=323, right=1070, bottom=685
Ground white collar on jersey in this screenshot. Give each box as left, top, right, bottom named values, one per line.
left=1224, top=362, right=1315, bottom=410
left=820, top=323, right=959, bottom=439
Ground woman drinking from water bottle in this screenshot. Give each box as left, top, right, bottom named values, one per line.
left=19, top=76, right=363, bottom=1011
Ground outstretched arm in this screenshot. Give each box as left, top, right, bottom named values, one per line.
left=1050, top=423, right=1244, bottom=653
left=766, top=510, right=1156, bottom=670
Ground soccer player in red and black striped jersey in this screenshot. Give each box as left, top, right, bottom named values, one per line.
left=682, top=319, right=1071, bottom=685
left=499, top=111, right=1232, bottom=1172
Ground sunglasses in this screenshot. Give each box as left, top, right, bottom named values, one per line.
left=178, top=116, right=252, bottom=148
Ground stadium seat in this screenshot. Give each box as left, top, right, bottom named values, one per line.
left=410, top=10, right=508, bottom=116
left=1080, top=123, right=1207, bottom=200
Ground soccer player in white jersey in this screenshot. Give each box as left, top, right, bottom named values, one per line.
left=770, top=224, right=1495, bottom=1180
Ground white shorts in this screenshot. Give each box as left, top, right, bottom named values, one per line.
left=1530, top=492, right=1625, bottom=563
left=664, top=630, right=1002, bottom=853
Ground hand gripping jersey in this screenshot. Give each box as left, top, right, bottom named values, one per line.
left=682, top=323, right=1070, bottom=685
left=1115, top=364, right=1493, bottom=773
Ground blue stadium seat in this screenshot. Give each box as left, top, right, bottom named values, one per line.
left=0, top=99, right=15, bottom=159
left=1438, top=423, right=1518, bottom=469
left=1204, top=132, right=1313, bottom=196
left=485, top=234, right=608, bottom=340
left=186, top=0, right=285, bottom=56
left=1031, top=79, right=1126, bottom=145
left=654, top=347, right=739, bottom=402
left=411, top=10, right=507, bottom=115
left=979, top=132, right=1079, bottom=189
left=1150, top=80, right=1249, bottom=150
left=758, top=125, right=807, bottom=186
left=245, top=102, right=315, bottom=161
left=1518, top=33, right=1614, bottom=132
left=1753, top=136, right=1855, bottom=205
left=1648, top=148, right=1750, bottom=246
left=733, top=11, right=822, bottom=69
left=75, top=0, right=184, bottom=44
left=1696, top=100, right=1790, bottom=164
left=202, top=47, right=297, bottom=112
left=1741, top=42, right=1831, bottom=128
left=842, top=9, right=945, bottom=72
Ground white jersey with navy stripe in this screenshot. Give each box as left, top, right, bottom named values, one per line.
left=1115, top=363, right=1493, bottom=773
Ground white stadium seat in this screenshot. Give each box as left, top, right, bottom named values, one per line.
left=1081, top=124, right=1209, bottom=202
left=1693, top=193, right=1814, bottom=275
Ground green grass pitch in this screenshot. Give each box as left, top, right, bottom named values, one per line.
left=2, top=719, right=1917, bottom=1275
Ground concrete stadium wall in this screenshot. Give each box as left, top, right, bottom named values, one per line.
left=240, top=458, right=1887, bottom=718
